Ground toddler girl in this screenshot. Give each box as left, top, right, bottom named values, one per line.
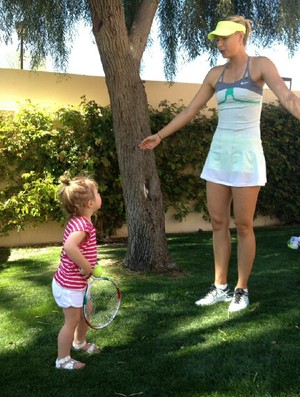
left=52, top=175, right=102, bottom=370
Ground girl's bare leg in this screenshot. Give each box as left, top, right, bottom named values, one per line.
left=57, top=307, right=81, bottom=359
left=73, top=304, right=100, bottom=353
left=73, top=309, right=89, bottom=345
left=57, top=306, right=85, bottom=369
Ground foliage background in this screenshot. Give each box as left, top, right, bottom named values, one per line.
left=0, top=99, right=299, bottom=239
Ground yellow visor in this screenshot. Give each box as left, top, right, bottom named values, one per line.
left=208, top=21, right=246, bottom=40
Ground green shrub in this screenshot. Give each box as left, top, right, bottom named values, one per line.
left=0, top=99, right=125, bottom=238
left=259, top=102, right=300, bottom=223
left=152, top=100, right=217, bottom=220
left=0, top=99, right=299, bottom=240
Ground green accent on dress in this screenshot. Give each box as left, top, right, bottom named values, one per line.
left=218, top=87, right=261, bottom=105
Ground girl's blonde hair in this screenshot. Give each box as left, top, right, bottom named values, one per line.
left=58, top=175, right=98, bottom=217
left=224, top=15, right=252, bottom=45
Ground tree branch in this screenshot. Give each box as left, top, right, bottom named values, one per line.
left=129, top=0, right=159, bottom=64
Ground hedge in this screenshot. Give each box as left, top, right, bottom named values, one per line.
left=0, top=98, right=299, bottom=239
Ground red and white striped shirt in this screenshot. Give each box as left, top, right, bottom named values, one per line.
left=54, top=217, right=97, bottom=290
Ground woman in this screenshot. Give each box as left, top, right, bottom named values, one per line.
left=139, top=15, right=300, bottom=312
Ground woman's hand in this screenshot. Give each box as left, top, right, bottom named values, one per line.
left=139, top=133, right=162, bottom=150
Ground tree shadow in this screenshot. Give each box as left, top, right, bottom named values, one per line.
left=0, top=247, right=11, bottom=270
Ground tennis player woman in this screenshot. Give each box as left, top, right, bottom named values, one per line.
left=139, top=15, right=300, bottom=313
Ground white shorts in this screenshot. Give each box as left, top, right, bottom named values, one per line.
left=52, top=278, right=85, bottom=308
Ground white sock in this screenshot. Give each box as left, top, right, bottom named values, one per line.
left=215, top=284, right=228, bottom=290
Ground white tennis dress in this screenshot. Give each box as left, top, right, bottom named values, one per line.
left=201, top=57, right=266, bottom=187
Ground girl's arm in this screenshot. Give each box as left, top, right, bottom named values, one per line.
left=258, top=56, right=300, bottom=120
left=63, top=231, right=93, bottom=277
left=139, top=68, right=217, bottom=150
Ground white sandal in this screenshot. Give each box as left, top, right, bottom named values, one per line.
left=72, top=340, right=101, bottom=354
left=55, top=355, right=85, bottom=370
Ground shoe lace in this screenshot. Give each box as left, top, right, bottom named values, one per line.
left=233, top=288, right=245, bottom=303
left=205, top=285, right=217, bottom=298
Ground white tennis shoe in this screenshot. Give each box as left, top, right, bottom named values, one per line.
left=228, top=288, right=249, bottom=312
left=195, top=284, right=232, bottom=306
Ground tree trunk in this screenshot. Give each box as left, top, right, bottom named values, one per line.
left=88, top=0, right=176, bottom=272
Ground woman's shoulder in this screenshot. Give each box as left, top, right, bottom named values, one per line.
left=208, top=63, right=227, bottom=76
left=250, top=56, right=278, bottom=83
left=250, top=55, right=275, bottom=67
left=205, top=64, right=227, bottom=86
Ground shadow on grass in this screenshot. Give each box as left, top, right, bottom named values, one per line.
left=0, top=226, right=299, bottom=397
left=1, top=281, right=299, bottom=397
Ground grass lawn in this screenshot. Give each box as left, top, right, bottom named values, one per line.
left=0, top=226, right=299, bottom=397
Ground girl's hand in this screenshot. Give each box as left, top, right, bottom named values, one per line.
left=139, top=133, right=162, bottom=150
left=79, top=268, right=93, bottom=279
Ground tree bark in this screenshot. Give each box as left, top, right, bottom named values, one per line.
left=88, top=0, right=176, bottom=272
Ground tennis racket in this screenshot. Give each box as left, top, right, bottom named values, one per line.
left=83, top=276, right=121, bottom=330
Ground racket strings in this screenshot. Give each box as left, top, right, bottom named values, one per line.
left=84, top=279, right=121, bottom=329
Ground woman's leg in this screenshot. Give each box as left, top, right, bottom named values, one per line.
left=232, top=186, right=261, bottom=289
left=206, top=182, right=233, bottom=285
left=195, top=182, right=233, bottom=306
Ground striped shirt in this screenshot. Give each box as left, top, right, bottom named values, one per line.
left=54, top=217, right=97, bottom=290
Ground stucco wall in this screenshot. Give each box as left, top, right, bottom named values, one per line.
left=0, top=68, right=211, bottom=110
